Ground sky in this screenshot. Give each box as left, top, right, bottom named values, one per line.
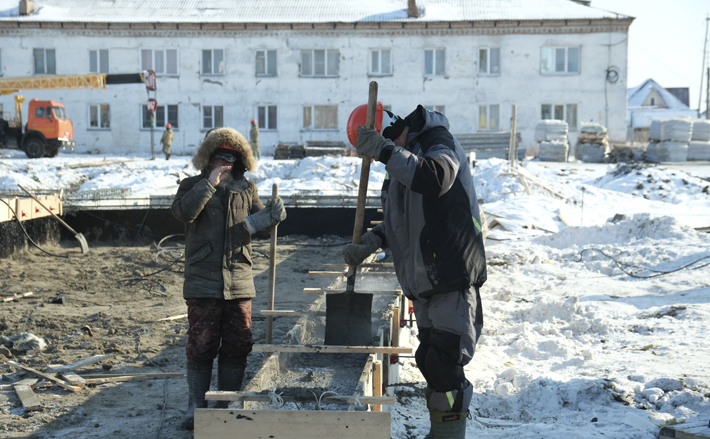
left=591, top=0, right=710, bottom=114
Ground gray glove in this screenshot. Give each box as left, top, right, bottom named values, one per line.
left=342, top=231, right=382, bottom=266
left=245, top=196, right=286, bottom=234
left=356, top=126, right=393, bottom=160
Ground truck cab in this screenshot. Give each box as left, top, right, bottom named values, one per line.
left=22, top=99, right=76, bottom=158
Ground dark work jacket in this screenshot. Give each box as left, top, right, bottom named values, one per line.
left=372, top=105, right=487, bottom=300
left=172, top=174, right=264, bottom=300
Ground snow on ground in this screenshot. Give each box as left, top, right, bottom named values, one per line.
left=2, top=148, right=710, bottom=438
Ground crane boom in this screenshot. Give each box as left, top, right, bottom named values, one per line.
left=0, top=73, right=145, bottom=93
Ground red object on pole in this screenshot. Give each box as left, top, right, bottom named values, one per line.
left=146, top=98, right=157, bottom=113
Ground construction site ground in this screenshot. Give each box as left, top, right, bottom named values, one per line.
left=0, top=235, right=348, bottom=439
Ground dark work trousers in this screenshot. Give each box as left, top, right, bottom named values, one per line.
left=414, top=286, right=483, bottom=411
left=185, top=298, right=254, bottom=363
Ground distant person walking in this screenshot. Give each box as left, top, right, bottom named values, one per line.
left=249, top=119, right=260, bottom=160
left=161, top=123, right=174, bottom=160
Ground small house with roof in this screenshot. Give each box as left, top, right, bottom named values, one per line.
left=627, top=78, right=696, bottom=142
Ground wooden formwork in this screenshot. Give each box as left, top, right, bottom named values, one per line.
left=0, top=195, right=62, bottom=223
left=196, top=260, right=410, bottom=439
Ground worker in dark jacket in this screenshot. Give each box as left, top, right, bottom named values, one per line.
left=172, top=127, right=286, bottom=429
left=344, top=106, right=486, bottom=439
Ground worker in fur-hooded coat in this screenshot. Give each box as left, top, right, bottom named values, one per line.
left=171, top=127, right=287, bottom=430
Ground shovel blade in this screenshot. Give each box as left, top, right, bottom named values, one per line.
left=325, top=290, right=373, bottom=346
left=74, top=233, right=90, bottom=254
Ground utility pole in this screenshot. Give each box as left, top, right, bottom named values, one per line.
left=700, top=17, right=709, bottom=117
left=707, top=67, right=710, bottom=119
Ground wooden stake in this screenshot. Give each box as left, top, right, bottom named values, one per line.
left=508, top=104, right=518, bottom=170
left=373, top=360, right=383, bottom=412
left=265, top=183, right=278, bottom=345
left=157, top=314, right=187, bottom=322
left=391, top=307, right=400, bottom=347
left=2, top=292, right=33, bottom=302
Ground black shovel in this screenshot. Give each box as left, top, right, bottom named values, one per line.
left=324, top=81, right=378, bottom=346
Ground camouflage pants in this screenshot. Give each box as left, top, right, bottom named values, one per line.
left=185, top=298, right=254, bottom=362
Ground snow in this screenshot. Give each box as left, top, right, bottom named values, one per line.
left=2, top=148, right=710, bottom=438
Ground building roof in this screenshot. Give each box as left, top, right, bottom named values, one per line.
left=0, top=0, right=632, bottom=23
left=628, top=78, right=690, bottom=110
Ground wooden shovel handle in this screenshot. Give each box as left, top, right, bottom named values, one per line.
left=347, top=81, right=378, bottom=276
left=265, top=184, right=278, bottom=344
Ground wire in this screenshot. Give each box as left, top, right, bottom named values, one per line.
left=577, top=247, right=710, bottom=279
left=0, top=198, right=69, bottom=259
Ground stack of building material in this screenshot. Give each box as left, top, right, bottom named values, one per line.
left=688, top=119, right=710, bottom=161
left=534, top=120, right=568, bottom=162
left=274, top=144, right=291, bottom=160
left=576, top=122, right=608, bottom=163
left=454, top=132, right=523, bottom=160
left=304, top=141, right=347, bottom=157
left=646, top=118, right=693, bottom=162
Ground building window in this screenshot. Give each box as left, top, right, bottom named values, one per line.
left=89, top=104, right=111, bottom=129
left=301, top=50, right=339, bottom=77
left=202, top=105, right=224, bottom=130
left=201, top=49, right=224, bottom=75
left=541, top=104, right=577, bottom=130
left=302, top=105, right=337, bottom=130
left=479, top=48, right=500, bottom=75
left=370, top=49, right=392, bottom=76
left=89, top=49, right=109, bottom=74
left=142, top=104, right=178, bottom=129
left=424, top=49, right=445, bottom=76
left=257, top=105, right=277, bottom=130
left=140, top=49, right=178, bottom=76
left=424, top=105, right=446, bottom=115
left=256, top=50, right=277, bottom=76
left=34, top=48, right=56, bottom=74
left=541, top=47, right=580, bottom=75
left=478, top=104, right=500, bottom=130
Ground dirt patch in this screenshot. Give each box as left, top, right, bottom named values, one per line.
left=0, top=235, right=348, bottom=438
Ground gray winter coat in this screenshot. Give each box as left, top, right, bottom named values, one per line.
left=371, top=106, right=487, bottom=301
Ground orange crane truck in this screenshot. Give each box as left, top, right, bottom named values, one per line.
left=0, top=73, right=147, bottom=158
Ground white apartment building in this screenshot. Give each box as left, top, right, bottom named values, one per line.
left=0, top=0, right=633, bottom=156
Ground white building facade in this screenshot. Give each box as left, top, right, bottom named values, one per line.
left=0, top=0, right=633, bottom=156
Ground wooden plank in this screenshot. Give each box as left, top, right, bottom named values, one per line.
left=14, top=384, right=41, bottom=411
left=0, top=378, right=38, bottom=391
left=252, top=344, right=412, bottom=354
left=157, top=314, right=187, bottom=321
left=373, top=361, right=383, bottom=412
left=195, top=409, right=391, bottom=439
left=303, top=288, right=402, bottom=295
left=659, top=419, right=710, bottom=439
left=308, top=270, right=346, bottom=277
left=260, top=310, right=304, bottom=317
left=7, top=361, right=82, bottom=392
left=2, top=292, right=33, bottom=302
left=45, top=355, right=110, bottom=374
left=79, top=373, right=184, bottom=379
left=60, top=372, right=86, bottom=387
left=204, top=391, right=395, bottom=405
left=84, top=375, right=147, bottom=385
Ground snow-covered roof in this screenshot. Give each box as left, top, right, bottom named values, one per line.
left=628, top=78, right=690, bottom=110
left=0, top=0, right=632, bottom=24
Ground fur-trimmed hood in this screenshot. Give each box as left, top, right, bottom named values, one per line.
left=192, top=127, right=257, bottom=172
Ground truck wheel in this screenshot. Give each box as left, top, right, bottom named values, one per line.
left=24, top=138, right=46, bottom=159
left=45, top=147, right=59, bottom=158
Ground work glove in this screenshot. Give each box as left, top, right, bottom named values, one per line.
left=356, top=126, right=393, bottom=161
left=244, top=196, right=286, bottom=234
left=342, top=231, right=382, bottom=266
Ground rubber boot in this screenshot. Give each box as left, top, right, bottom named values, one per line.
left=181, top=358, right=213, bottom=430
left=423, top=387, right=434, bottom=439
left=429, top=409, right=468, bottom=439
left=214, top=356, right=246, bottom=409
